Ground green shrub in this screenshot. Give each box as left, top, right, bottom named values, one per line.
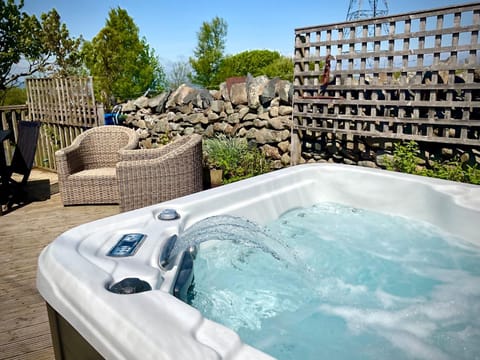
left=203, top=135, right=271, bottom=184
left=386, top=140, right=480, bottom=184
left=385, top=141, right=422, bottom=174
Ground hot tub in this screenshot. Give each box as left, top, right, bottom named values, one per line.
left=37, top=164, right=480, bottom=360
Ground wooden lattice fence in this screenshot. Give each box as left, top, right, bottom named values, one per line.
left=25, top=76, right=104, bottom=170
left=292, top=2, right=480, bottom=163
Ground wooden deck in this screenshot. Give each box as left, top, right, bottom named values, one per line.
left=0, top=170, right=119, bottom=359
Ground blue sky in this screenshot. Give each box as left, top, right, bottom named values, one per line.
left=23, top=0, right=471, bottom=67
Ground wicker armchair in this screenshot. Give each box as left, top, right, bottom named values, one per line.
left=56, top=125, right=139, bottom=206
left=116, top=134, right=203, bottom=212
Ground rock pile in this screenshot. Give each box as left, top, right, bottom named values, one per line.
left=121, top=75, right=298, bottom=168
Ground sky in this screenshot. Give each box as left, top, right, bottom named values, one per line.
left=22, top=0, right=472, bottom=68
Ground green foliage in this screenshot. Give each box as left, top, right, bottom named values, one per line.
left=216, top=50, right=280, bottom=80
left=262, top=56, right=294, bottom=82
left=214, top=50, right=293, bottom=84
left=0, top=0, right=82, bottom=91
left=189, top=16, right=227, bottom=89
left=203, top=135, right=271, bottom=184
left=82, top=7, right=166, bottom=108
left=385, top=140, right=480, bottom=184
left=0, top=87, right=26, bottom=105
left=38, top=9, right=84, bottom=76
left=385, top=140, right=421, bottom=174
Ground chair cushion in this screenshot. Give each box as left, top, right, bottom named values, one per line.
left=69, top=167, right=116, bottom=179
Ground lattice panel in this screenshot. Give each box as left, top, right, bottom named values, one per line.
left=293, top=3, right=480, bottom=146
left=26, top=76, right=102, bottom=127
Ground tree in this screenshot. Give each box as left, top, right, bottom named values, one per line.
left=262, top=56, right=294, bottom=81
left=167, top=59, right=192, bottom=90
left=82, top=7, right=166, bottom=108
left=189, top=16, right=227, bottom=89
left=215, top=50, right=293, bottom=84
left=0, top=0, right=82, bottom=93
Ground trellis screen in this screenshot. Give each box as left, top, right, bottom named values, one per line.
left=292, top=2, right=480, bottom=160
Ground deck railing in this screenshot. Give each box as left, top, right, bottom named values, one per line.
left=1, top=77, right=104, bottom=171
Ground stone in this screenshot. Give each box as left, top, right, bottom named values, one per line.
left=122, top=100, right=136, bottom=112
left=332, top=154, right=344, bottom=162
left=230, top=82, right=248, bottom=105
left=268, top=117, right=283, bottom=130
left=168, top=123, right=182, bottom=131
left=272, top=160, right=283, bottom=169
left=204, top=125, right=214, bottom=137
left=210, top=89, right=222, bottom=100
left=166, top=84, right=197, bottom=108
left=244, top=113, right=258, bottom=122
left=260, top=78, right=280, bottom=105
left=270, top=98, right=280, bottom=107
left=237, top=127, right=247, bottom=137
left=153, top=118, right=169, bottom=133
left=278, top=141, right=290, bottom=153
left=358, top=160, right=378, bottom=168
left=248, top=128, right=289, bottom=144
left=375, top=153, right=393, bottom=167
left=223, top=124, right=235, bottom=135
left=269, top=106, right=279, bottom=118
left=460, top=152, right=470, bottom=163
left=187, top=113, right=208, bottom=124
left=178, top=103, right=193, bottom=114
left=184, top=88, right=213, bottom=109
left=133, top=96, right=149, bottom=109
left=150, top=91, right=171, bottom=113
left=238, top=106, right=250, bottom=119
left=210, top=100, right=225, bottom=114
left=258, top=112, right=270, bottom=121
left=227, top=113, right=240, bottom=124
left=246, top=74, right=269, bottom=109
left=136, top=119, right=147, bottom=129
left=183, top=127, right=195, bottom=135
left=213, top=122, right=227, bottom=132
left=208, top=112, right=219, bottom=121
left=224, top=101, right=234, bottom=115
left=278, top=105, right=292, bottom=116
left=139, top=138, right=152, bottom=149
left=137, top=128, right=149, bottom=139
left=261, top=144, right=281, bottom=160
left=253, top=119, right=268, bottom=128
left=281, top=153, right=291, bottom=165
left=275, top=80, right=293, bottom=104
left=166, top=111, right=176, bottom=122
left=219, top=82, right=229, bottom=101
left=442, top=147, right=454, bottom=157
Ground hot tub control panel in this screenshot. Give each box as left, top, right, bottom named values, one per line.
left=107, top=233, right=146, bottom=257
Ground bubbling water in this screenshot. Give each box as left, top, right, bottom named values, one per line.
left=173, top=215, right=299, bottom=264
left=183, top=203, right=480, bottom=360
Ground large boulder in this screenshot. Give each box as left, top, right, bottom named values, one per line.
left=260, top=78, right=280, bottom=105
left=165, top=84, right=197, bottom=109
left=230, top=82, right=248, bottom=105
left=275, top=80, right=293, bottom=104
left=246, top=74, right=269, bottom=109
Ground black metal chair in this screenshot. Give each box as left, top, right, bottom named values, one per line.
left=0, top=121, right=41, bottom=213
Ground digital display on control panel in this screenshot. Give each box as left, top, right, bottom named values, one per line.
left=107, top=233, right=146, bottom=257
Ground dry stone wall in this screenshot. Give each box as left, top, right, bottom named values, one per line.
left=121, top=75, right=296, bottom=169
left=120, top=75, right=480, bottom=170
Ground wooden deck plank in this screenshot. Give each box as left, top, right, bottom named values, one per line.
left=0, top=169, right=119, bottom=359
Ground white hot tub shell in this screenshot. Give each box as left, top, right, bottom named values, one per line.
left=36, top=164, right=480, bottom=360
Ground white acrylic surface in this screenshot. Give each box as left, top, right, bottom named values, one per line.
left=36, top=164, right=480, bottom=359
